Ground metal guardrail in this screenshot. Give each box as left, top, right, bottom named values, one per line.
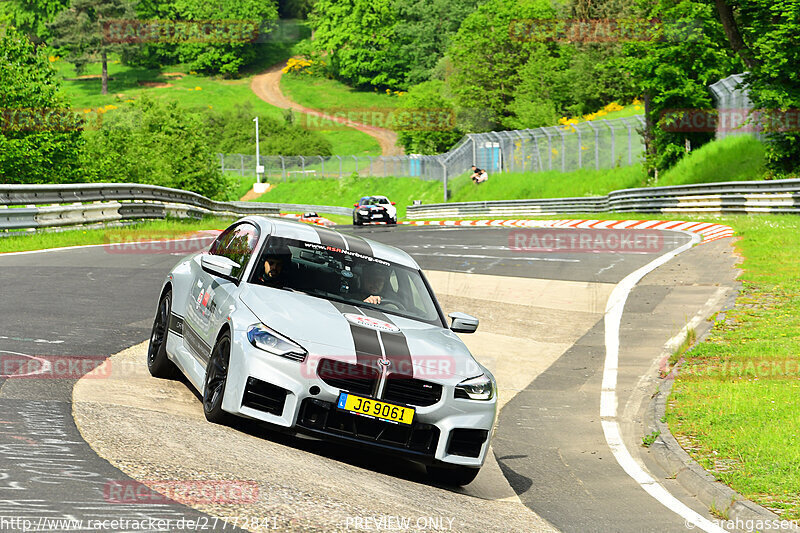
left=407, top=179, right=800, bottom=218
left=0, top=183, right=316, bottom=231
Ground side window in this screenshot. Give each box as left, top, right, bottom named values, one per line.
left=208, top=223, right=259, bottom=279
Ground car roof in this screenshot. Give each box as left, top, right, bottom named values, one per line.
left=243, top=216, right=419, bottom=269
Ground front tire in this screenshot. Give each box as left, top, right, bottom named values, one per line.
left=203, top=331, right=233, bottom=424
left=147, top=291, right=178, bottom=379
left=426, top=464, right=480, bottom=486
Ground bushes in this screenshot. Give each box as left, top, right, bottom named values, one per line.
left=0, top=26, right=84, bottom=184
left=205, top=102, right=332, bottom=156
left=82, top=96, right=230, bottom=199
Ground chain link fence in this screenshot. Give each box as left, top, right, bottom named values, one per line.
left=221, top=114, right=645, bottom=180
left=709, top=73, right=762, bottom=140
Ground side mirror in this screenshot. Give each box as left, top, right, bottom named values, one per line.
left=391, top=201, right=396, bottom=205
left=449, top=312, right=478, bottom=333
left=354, top=203, right=359, bottom=207
left=201, top=255, right=240, bottom=284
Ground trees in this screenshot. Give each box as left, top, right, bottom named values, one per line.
left=82, top=96, right=230, bottom=198
left=621, top=0, right=742, bottom=176
left=396, top=81, right=464, bottom=154
left=446, top=0, right=557, bottom=129
left=0, top=26, right=83, bottom=184
left=0, top=0, right=70, bottom=42
left=310, top=0, right=404, bottom=88
left=714, top=0, right=800, bottom=174
left=48, top=0, right=137, bottom=95
left=310, top=0, right=484, bottom=89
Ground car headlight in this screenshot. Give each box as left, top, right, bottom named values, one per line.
left=246, top=324, right=307, bottom=362
left=455, top=374, right=494, bottom=400
left=359, top=210, right=369, bottom=214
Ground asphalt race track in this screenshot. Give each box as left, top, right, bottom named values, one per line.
left=0, top=223, right=739, bottom=532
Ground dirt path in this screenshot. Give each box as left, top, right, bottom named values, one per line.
left=250, top=61, right=403, bottom=157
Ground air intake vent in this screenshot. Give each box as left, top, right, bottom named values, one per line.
left=242, top=377, right=289, bottom=416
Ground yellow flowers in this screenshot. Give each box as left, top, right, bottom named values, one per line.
left=604, top=102, right=624, bottom=113
left=189, top=70, right=197, bottom=75
left=48, top=55, right=59, bottom=63
left=557, top=100, right=632, bottom=130
left=195, top=86, right=202, bottom=91
left=282, top=57, right=314, bottom=75
left=385, top=89, right=405, bottom=97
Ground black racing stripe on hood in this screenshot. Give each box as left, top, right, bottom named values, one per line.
left=350, top=324, right=382, bottom=372
left=312, top=226, right=347, bottom=250
left=343, top=234, right=373, bottom=257
left=356, top=307, right=413, bottom=378
left=330, top=301, right=383, bottom=375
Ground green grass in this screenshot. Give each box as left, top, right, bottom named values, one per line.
left=280, top=73, right=401, bottom=113
left=0, top=218, right=233, bottom=254
left=664, top=214, right=800, bottom=519
left=656, top=135, right=767, bottom=186
left=53, top=53, right=380, bottom=156
left=447, top=165, right=647, bottom=202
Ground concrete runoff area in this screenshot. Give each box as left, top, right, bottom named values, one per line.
left=73, top=271, right=613, bottom=532
left=1, top=225, right=742, bottom=533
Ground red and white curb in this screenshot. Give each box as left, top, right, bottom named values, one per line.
left=401, top=219, right=734, bottom=243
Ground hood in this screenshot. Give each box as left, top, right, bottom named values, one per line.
left=239, top=284, right=482, bottom=381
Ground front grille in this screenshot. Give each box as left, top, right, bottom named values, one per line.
left=446, top=429, right=488, bottom=458
left=317, top=359, right=378, bottom=396
left=242, top=377, right=289, bottom=416
left=383, top=375, right=442, bottom=407
left=297, top=398, right=439, bottom=456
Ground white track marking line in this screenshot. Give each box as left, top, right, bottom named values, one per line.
left=601, top=230, right=729, bottom=533
left=0, top=235, right=218, bottom=257
left=0, top=351, right=53, bottom=378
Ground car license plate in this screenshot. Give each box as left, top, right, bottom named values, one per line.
left=337, top=392, right=414, bottom=425
left=371, top=214, right=383, bottom=218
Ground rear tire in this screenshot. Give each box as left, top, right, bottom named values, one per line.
left=147, top=291, right=178, bottom=379
left=203, top=331, right=233, bottom=425
left=426, top=464, right=480, bottom=486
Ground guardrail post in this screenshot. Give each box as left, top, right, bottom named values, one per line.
left=300, top=156, right=305, bottom=175
left=557, top=128, right=566, bottom=172
left=576, top=125, right=583, bottom=169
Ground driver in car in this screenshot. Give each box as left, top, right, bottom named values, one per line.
left=361, top=265, right=392, bottom=305
left=257, top=252, right=290, bottom=287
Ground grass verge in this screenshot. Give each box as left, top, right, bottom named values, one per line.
left=0, top=218, right=233, bottom=254
left=664, top=214, right=800, bottom=519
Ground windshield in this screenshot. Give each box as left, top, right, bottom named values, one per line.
left=249, top=236, right=444, bottom=326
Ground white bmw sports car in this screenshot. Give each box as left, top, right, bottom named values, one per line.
left=147, top=216, right=497, bottom=485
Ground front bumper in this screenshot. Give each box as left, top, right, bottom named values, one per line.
left=222, top=341, right=497, bottom=467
